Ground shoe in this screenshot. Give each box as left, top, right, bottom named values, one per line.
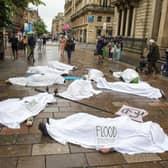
left=109, top=69, right=113, bottom=73
left=46, top=118, right=50, bottom=124
left=38, top=122, right=49, bottom=136
left=160, top=90, right=167, bottom=100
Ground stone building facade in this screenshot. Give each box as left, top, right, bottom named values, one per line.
left=64, top=0, right=114, bottom=43
left=51, top=12, right=64, bottom=36
left=112, top=0, right=168, bottom=59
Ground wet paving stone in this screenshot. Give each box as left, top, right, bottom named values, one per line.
left=16, top=134, right=41, bottom=145
left=53, top=112, right=75, bottom=118
left=159, top=161, right=168, bottom=168
left=123, top=153, right=161, bottom=163
left=122, top=161, right=163, bottom=168
left=46, top=153, right=88, bottom=168
left=43, top=107, right=59, bottom=113
left=36, top=112, right=53, bottom=119
left=69, top=144, right=95, bottom=153
left=0, top=135, right=17, bottom=145
left=0, top=157, right=17, bottom=168
left=158, top=152, right=168, bottom=160
left=0, top=144, right=31, bottom=157
left=17, top=156, right=45, bottom=168
left=86, top=152, right=126, bottom=166
left=32, top=143, right=69, bottom=155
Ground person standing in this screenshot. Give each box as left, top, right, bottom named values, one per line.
left=0, top=33, right=4, bottom=60
left=27, top=35, right=36, bottom=63
left=65, top=35, right=74, bottom=64
left=22, top=36, right=28, bottom=55
left=147, top=39, right=160, bottom=74
left=96, top=36, right=104, bottom=64
left=59, top=35, right=66, bottom=58
left=10, top=34, right=18, bottom=60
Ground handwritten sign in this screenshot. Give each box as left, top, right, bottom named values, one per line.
left=116, top=105, right=148, bottom=122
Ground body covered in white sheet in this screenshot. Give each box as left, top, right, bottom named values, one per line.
left=45, top=113, right=168, bottom=154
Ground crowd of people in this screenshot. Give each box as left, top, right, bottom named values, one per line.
left=59, top=34, right=76, bottom=64
left=95, top=36, right=123, bottom=64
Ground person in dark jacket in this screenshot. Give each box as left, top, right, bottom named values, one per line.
left=96, top=36, right=104, bottom=64
left=147, top=39, right=160, bottom=74
left=65, top=35, right=74, bottom=64
left=10, top=34, right=18, bottom=60
left=27, top=35, right=36, bottom=63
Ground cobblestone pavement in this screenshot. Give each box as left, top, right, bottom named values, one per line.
left=0, top=41, right=168, bottom=168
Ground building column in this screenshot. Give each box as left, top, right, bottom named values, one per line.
left=120, top=10, right=124, bottom=35
left=131, top=7, right=136, bottom=37
left=157, top=0, right=168, bottom=48
left=125, top=8, right=130, bottom=36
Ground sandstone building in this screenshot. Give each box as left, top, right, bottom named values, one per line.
left=51, top=13, right=64, bottom=37
left=64, top=0, right=114, bottom=43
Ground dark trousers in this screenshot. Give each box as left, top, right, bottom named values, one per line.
left=147, top=61, right=159, bottom=74
left=67, top=50, right=72, bottom=64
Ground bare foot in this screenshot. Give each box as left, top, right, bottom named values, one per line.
left=99, top=148, right=111, bottom=153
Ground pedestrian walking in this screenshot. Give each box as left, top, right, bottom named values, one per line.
left=0, top=33, right=4, bottom=60
left=96, top=36, right=104, bottom=64
left=37, top=37, right=43, bottom=53
left=59, top=35, right=66, bottom=58
left=22, top=36, right=28, bottom=55
left=10, top=34, right=18, bottom=60
left=161, top=49, right=168, bottom=77
left=113, top=42, right=121, bottom=62
left=65, top=35, right=74, bottom=64
left=27, top=35, right=36, bottom=63
left=42, top=35, right=47, bottom=49
left=146, top=39, right=160, bottom=74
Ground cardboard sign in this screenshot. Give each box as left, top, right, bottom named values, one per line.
left=116, top=105, right=148, bottom=122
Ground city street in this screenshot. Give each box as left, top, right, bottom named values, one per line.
left=0, top=41, right=168, bottom=168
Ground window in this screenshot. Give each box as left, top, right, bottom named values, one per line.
left=96, top=29, right=101, bottom=36
left=88, top=16, right=94, bottom=23
left=97, top=16, right=102, bottom=22
left=106, top=16, right=111, bottom=23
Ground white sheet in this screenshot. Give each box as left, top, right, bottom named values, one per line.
left=7, top=74, right=65, bottom=87
left=113, top=68, right=139, bottom=83
left=96, top=77, right=162, bottom=99
left=58, top=80, right=102, bottom=100
left=87, top=69, right=104, bottom=82
left=48, top=61, right=74, bottom=71
left=27, top=66, right=68, bottom=75
left=46, top=113, right=168, bottom=154
left=0, top=93, right=56, bottom=128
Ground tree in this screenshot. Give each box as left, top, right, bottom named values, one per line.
left=34, top=18, right=48, bottom=36
left=0, top=0, right=45, bottom=28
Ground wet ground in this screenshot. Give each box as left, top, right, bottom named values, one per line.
left=0, top=41, right=168, bottom=168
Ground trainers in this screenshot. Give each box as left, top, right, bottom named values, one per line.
left=38, top=122, right=49, bottom=136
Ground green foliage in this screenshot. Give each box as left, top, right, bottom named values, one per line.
left=34, top=18, right=48, bottom=36
left=0, top=0, right=45, bottom=28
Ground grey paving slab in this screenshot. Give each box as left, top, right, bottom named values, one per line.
left=53, top=112, right=75, bottom=118
left=32, top=143, right=69, bottom=155
left=46, top=153, right=88, bottom=168
left=159, top=161, right=168, bottom=168
left=17, top=156, right=45, bottom=168
left=43, top=107, right=59, bottom=113
left=0, top=145, right=31, bottom=157
left=16, top=134, right=41, bottom=145
left=69, top=144, right=95, bottom=153
left=122, top=162, right=163, bottom=168
left=0, top=157, right=17, bottom=168
left=123, top=153, right=161, bottom=163
left=86, top=152, right=126, bottom=166
left=0, top=135, right=17, bottom=145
